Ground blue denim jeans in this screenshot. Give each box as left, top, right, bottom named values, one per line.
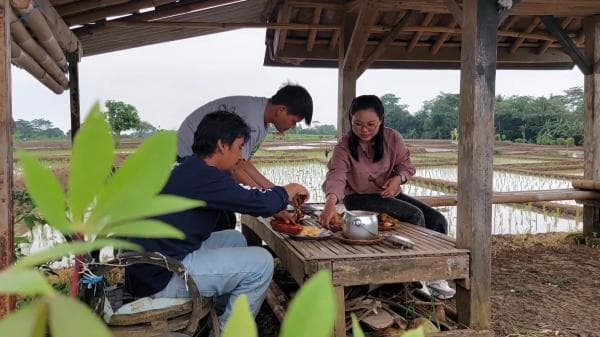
left=151, top=230, right=274, bottom=329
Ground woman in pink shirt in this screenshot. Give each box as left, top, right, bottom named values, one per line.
left=320, top=95, right=454, bottom=299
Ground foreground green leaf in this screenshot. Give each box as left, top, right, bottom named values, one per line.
left=48, top=294, right=112, bottom=337
left=0, top=269, right=54, bottom=295
left=90, top=132, right=178, bottom=227
left=222, top=295, right=257, bottom=337
left=0, top=300, right=47, bottom=337
left=93, top=195, right=204, bottom=231
left=19, top=151, right=69, bottom=233
left=16, top=239, right=141, bottom=269
left=69, top=102, right=114, bottom=224
left=401, top=327, right=425, bottom=337
left=351, top=314, right=366, bottom=337
left=280, top=270, right=336, bottom=337
left=99, top=219, right=184, bottom=239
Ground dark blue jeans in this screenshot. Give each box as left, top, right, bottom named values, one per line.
left=344, top=193, right=448, bottom=235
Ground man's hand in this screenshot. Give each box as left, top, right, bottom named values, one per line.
left=273, top=210, right=295, bottom=223
left=380, top=175, right=405, bottom=198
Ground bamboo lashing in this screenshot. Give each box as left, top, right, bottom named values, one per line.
left=10, top=0, right=67, bottom=69
left=572, top=179, right=600, bottom=191
left=9, top=11, right=69, bottom=88
left=11, top=42, right=64, bottom=94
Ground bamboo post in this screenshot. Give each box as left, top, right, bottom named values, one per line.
left=34, top=0, right=80, bottom=53
left=10, top=41, right=64, bottom=93
left=583, top=15, right=600, bottom=236
left=68, top=51, right=80, bottom=141
left=456, top=0, right=497, bottom=330
left=0, top=0, right=14, bottom=319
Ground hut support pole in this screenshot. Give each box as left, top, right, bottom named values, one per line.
left=337, top=13, right=356, bottom=138
left=68, top=51, right=80, bottom=141
left=583, top=16, right=600, bottom=236
left=0, top=0, right=13, bottom=318
left=455, top=0, right=497, bottom=329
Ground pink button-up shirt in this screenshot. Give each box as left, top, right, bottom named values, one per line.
left=322, top=127, right=416, bottom=202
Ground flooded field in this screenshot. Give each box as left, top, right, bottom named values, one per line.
left=256, top=162, right=582, bottom=237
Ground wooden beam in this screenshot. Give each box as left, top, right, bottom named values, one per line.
left=0, top=0, right=13, bottom=319
left=538, top=16, right=574, bottom=55
left=541, top=15, right=592, bottom=75
left=498, top=15, right=519, bottom=43
left=408, top=13, right=434, bottom=52
left=328, top=29, right=340, bottom=51
left=68, top=52, right=80, bottom=141
left=456, top=0, right=497, bottom=330
left=274, top=0, right=292, bottom=52
left=337, top=13, right=356, bottom=138
left=497, top=0, right=521, bottom=27
left=306, top=6, right=323, bottom=51
left=357, top=10, right=415, bottom=76
left=56, top=0, right=129, bottom=17
left=64, top=0, right=177, bottom=26
left=583, top=15, right=600, bottom=236
left=430, top=19, right=456, bottom=55
left=342, top=0, right=378, bottom=74
left=445, top=0, right=462, bottom=27
left=510, top=16, right=541, bottom=54
left=417, top=189, right=600, bottom=207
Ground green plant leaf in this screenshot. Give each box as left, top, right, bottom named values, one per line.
left=280, top=270, right=336, bottom=337
left=351, top=314, right=365, bottom=337
left=222, top=295, right=258, bottom=337
left=16, top=239, right=141, bottom=269
left=401, top=327, right=425, bottom=337
left=0, top=269, right=54, bottom=295
left=69, top=102, right=114, bottom=224
left=92, top=195, right=204, bottom=232
left=89, top=132, right=178, bottom=227
left=18, top=151, right=69, bottom=233
left=48, top=294, right=113, bottom=337
left=0, top=299, right=47, bottom=337
left=98, top=219, right=184, bottom=239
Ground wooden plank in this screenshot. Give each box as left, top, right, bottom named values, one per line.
left=407, top=13, right=434, bottom=52
left=541, top=15, right=592, bottom=75
left=0, top=0, right=13, bottom=318
left=331, top=255, right=469, bottom=286
left=333, top=286, right=345, bottom=337
left=56, top=0, right=130, bottom=16
left=357, top=10, right=415, bottom=76
left=64, top=0, right=176, bottom=26
left=68, top=52, right=80, bottom=141
left=510, top=16, right=541, bottom=54
left=241, top=216, right=308, bottom=285
left=538, top=16, right=574, bottom=55
left=444, top=0, right=462, bottom=27
left=306, top=6, right=323, bottom=52
left=274, top=0, right=292, bottom=52
left=430, top=19, right=456, bottom=55
left=456, top=0, right=497, bottom=330
left=583, top=15, right=600, bottom=236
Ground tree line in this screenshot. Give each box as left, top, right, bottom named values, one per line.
left=382, top=86, right=584, bottom=145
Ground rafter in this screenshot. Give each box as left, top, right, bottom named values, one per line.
left=274, top=1, right=292, bottom=52
left=342, top=0, right=378, bottom=73
left=498, top=15, right=519, bottom=43
left=408, top=12, right=434, bottom=52
left=445, top=0, right=462, bottom=27
left=510, top=16, right=541, bottom=54
left=538, top=16, right=574, bottom=55
left=64, top=0, right=177, bottom=26
left=541, top=15, right=592, bottom=74
left=431, top=19, right=456, bottom=55
left=306, top=6, right=323, bottom=51
left=329, top=29, right=341, bottom=50
left=357, top=10, right=415, bottom=76
left=498, top=0, right=522, bottom=27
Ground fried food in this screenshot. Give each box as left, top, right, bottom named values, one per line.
left=292, top=194, right=307, bottom=222
left=378, top=213, right=400, bottom=228
left=270, top=219, right=303, bottom=235
left=299, top=226, right=322, bottom=237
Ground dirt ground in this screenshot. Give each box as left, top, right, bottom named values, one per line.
left=257, top=233, right=600, bottom=337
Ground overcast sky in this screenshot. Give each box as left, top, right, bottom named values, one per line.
left=13, top=28, right=584, bottom=132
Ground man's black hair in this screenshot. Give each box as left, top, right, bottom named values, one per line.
left=270, top=84, right=313, bottom=125
left=192, top=111, right=251, bottom=158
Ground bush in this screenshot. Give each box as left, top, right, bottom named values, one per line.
left=514, top=138, right=527, bottom=143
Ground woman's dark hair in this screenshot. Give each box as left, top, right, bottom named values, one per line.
left=192, top=111, right=251, bottom=158
left=270, top=84, right=313, bottom=125
left=348, top=95, right=385, bottom=162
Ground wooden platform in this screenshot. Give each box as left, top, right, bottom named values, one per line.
left=240, top=213, right=486, bottom=337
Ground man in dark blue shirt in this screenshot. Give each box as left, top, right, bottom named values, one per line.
left=126, top=111, right=309, bottom=329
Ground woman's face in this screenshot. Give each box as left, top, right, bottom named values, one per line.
left=351, top=108, right=381, bottom=142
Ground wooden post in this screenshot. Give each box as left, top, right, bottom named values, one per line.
left=0, top=0, right=14, bottom=318
left=337, top=13, right=356, bottom=138
left=455, top=0, right=497, bottom=329
left=583, top=15, right=600, bottom=236
left=333, top=286, right=345, bottom=337
left=68, top=51, right=80, bottom=141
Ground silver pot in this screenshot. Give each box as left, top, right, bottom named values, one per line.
left=343, top=211, right=379, bottom=240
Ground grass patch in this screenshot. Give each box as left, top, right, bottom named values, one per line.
left=566, top=232, right=600, bottom=248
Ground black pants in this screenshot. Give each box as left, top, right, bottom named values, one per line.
left=344, top=193, right=448, bottom=235
left=214, top=210, right=237, bottom=231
